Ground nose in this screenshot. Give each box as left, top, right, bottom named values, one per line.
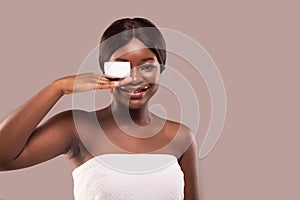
left=130, top=66, right=143, bottom=85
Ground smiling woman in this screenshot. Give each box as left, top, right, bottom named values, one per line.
left=0, top=17, right=200, bottom=200
left=108, top=37, right=161, bottom=109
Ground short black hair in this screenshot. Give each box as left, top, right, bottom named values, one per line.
left=99, top=17, right=166, bottom=73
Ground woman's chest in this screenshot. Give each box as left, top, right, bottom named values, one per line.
left=80, top=123, right=177, bottom=154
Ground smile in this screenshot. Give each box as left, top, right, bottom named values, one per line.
left=119, top=85, right=151, bottom=98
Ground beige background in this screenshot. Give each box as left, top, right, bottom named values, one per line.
left=0, top=0, right=299, bottom=199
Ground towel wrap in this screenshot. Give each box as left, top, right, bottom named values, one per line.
left=72, top=154, right=185, bottom=200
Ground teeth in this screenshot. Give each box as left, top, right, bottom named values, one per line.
left=143, top=86, right=150, bottom=91
left=122, top=85, right=150, bottom=93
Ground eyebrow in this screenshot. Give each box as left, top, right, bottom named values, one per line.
left=114, top=58, right=128, bottom=62
left=114, top=57, right=155, bottom=62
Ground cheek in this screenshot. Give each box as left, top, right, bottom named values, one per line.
left=151, top=84, right=159, bottom=92
left=145, top=71, right=160, bottom=84
left=111, top=88, right=119, bottom=97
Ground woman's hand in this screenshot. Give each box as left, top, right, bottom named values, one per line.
left=55, top=73, right=132, bottom=95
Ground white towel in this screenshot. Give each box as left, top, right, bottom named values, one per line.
left=72, top=154, right=185, bottom=200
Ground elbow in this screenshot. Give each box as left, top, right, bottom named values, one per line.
left=0, top=156, right=15, bottom=171
left=0, top=163, right=9, bottom=171
left=0, top=161, right=16, bottom=171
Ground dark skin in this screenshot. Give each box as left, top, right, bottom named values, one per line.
left=0, top=38, right=200, bottom=199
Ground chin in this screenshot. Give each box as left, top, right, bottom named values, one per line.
left=127, top=99, right=149, bottom=110
left=113, top=95, right=149, bottom=110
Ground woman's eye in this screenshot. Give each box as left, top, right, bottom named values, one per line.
left=139, top=64, right=157, bottom=72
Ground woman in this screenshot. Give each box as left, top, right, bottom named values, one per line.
left=0, top=17, right=200, bottom=199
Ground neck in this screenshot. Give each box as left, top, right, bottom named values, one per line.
left=110, top=100, right=151, bottom=126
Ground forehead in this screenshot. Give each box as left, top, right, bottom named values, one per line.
left=110, top=38, right=157, bottom=61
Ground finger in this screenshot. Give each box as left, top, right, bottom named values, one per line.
left=117, top=77, right=133, bottom=86
left=96, top=77, right=132, bottom=89
left=97, top=77, right=109, bottom=82
left=98, top=79, right=111, bottom=84
left=97, top=76, right=111, bottom=84
left=99, top=76, right=109, bottom=81
left=96, top=82, right=118, bottom=89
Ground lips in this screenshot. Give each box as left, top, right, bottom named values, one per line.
left=118, top=84, right=151, bottom=98
left=120, top=85, right=150, bottom=93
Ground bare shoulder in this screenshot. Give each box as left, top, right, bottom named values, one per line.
left=48, top=109, right=91, bottom=132
left=165, top=119, right=194, bottom=142
left=58, top=109, right=99, bottom=128
left=163, top=119, right=195, bottom=158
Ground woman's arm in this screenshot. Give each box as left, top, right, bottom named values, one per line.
left=179, top=131, right=201, bottom=200
left=0, top=73, right=132, bottom=170
left=0, top=80, right=64, bottom=165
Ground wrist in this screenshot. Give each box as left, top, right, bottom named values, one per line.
left=51, top=78, right=67, bottom=96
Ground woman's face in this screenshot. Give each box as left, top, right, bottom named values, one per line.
left=109, top=37, right=161, bottom=109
